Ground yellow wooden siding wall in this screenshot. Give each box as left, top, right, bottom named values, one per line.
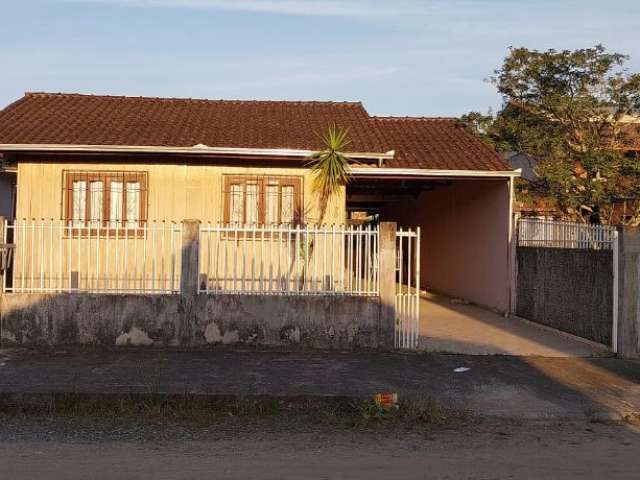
left=16, top=161, right=346, bottom=224
left=10, top=161, right=348, bottom=292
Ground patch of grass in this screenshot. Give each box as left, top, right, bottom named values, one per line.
left=0, top=393, right=470, bottom=428
left=350, top=395, right=470, bottom=427
left=1, top=394, right=290, bottom=423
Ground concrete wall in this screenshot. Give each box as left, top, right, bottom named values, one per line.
left=516, top=247, right=613, bottom=345
left=382, top=179, right=511, bottom=312
left=0, top=293, right=390, bottom=349
left=618, top=227, right=640, bottom=358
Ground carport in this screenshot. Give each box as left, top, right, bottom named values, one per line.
left=348, top=170, right=605, bottom=356
left=348, top=170, right=516, bottom=313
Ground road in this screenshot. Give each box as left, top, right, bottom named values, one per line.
left=0, top=418, right=638, bottom=479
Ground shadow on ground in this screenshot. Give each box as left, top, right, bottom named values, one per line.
left=0, top=348, right=638, bottom=422
left=418, top=292, right=608, bottom=357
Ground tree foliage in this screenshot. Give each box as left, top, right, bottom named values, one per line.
left=465, top=45, right=640, bottom=224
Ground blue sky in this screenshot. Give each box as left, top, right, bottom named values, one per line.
left=2, top=0, right=639, bottom=116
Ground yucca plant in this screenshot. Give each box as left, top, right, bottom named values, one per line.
left=307, top=123, right=354, bottom=225
left=292, top=124, right=354, bottom=291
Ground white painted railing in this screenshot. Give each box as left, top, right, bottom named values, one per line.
left=395, top=227, right=421, bottom=349
left=517, top=217, right=616, bottom=250
left=3, top=219, right=182, bottom=293
left=198, top=223, right=379, bottom=296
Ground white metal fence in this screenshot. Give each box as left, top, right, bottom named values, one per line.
left=198, top=223, right=379, bottom=296
left=395, top=227, right=421, bottom=349
left=517, top=217, right=617, bottom=250
left=3, top=219, right=182, bottom=293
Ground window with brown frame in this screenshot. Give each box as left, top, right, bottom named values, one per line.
left=223, top=175, right=303, bottom=226
left=63, top=171, right=148, bottom=232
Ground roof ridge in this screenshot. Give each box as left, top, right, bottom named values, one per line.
left=23, top=92, right=365, bottom=107
left=371, top=115, right=459, bottom=122
left=0, top=94, right=33, bottom=116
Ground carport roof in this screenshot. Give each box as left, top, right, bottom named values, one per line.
left=0, top=92, right=512, bottom=172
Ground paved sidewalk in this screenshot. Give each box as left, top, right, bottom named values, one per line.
left=0, top=348, right=638, bottom=420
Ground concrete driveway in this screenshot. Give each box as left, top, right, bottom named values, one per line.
left=418, top=293, right=610, bottom=357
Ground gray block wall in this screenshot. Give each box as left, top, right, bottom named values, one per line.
left=516, top=246, right=613, bottom=345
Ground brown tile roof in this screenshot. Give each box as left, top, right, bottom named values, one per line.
left=621, top=123, right=640, bottom=151
left=370, top=116, right=510, bottom=170
left=0, top=92, right=511, bottom=171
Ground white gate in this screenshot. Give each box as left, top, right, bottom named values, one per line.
left=395, top=227, right=421, bottom=349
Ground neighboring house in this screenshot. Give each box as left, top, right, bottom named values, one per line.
left=503, top=151, right=538, bottom=182
left=0, top=92, right=517, bottom=315
left=509, top=117, right=640, bottom=221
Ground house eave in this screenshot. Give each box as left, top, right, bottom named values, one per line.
left=0, top=143, right=395, bottom=162
left=350, top=167, right=522, bottom=179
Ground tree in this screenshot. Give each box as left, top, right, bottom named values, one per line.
left=307, top=123, right=354, bottom=224
left=466, top=45, right=640, bottom=224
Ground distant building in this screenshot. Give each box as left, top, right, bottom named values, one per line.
left=502, top=151, right=538, bottom=182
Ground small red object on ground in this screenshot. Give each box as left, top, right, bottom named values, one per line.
left=373, top=392, right=398, bottom=410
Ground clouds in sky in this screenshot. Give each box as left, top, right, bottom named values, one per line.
left=2, top=1, right=640, bottom=116
left=69, top=0, right=431, bottom=17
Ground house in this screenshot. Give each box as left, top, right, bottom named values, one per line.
left=0, top=92, right=518, bottom=348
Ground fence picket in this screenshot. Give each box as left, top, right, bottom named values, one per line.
left=4, top=220, right=382, bottom=297
left=4, top=219, right=182, bottom=294
left=517, top=218, right=615, bottom=250
left=197, top=224, right=380, bottom=296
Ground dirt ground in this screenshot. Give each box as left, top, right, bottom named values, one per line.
left=1, top=417, right=638, bottom=480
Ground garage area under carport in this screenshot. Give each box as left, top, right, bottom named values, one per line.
left=348, top=172, right=515, bottom=313
left=348, top=172, right=605, bottom=356
left=348, top=171, right=606, bottom=356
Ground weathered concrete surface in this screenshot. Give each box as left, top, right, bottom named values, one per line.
left=180, top=219, right=200, bottom=296
left=516, top=246, right=613, bottom=345
left=618, top=227, right=640, bottom=359
left=418, top=293, right=609, bottom=357
left=0, top=349, right=639, bottom=420
left=378, top=222, right=397, bottom=341
left=0, top=293, right=389, bottom=349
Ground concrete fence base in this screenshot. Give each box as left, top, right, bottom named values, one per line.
left=0, top=221, right=398, bottom=351
left=0, top=293, right=392, bottom=350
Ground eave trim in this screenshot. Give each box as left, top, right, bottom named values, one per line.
left=350, top=167, right=521, bottom=178
left=0, top=143, right=395, bottom=161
